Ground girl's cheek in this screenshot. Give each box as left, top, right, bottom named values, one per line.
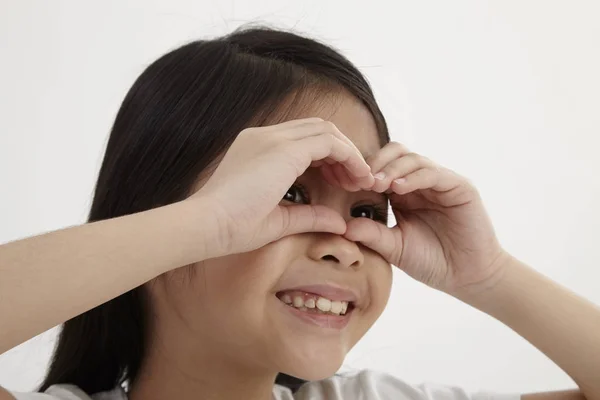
left=371, top=262, right=394, bottom=312
left=237, top=238, right=299, bottom=283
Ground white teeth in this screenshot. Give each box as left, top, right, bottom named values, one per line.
left=293, top=296, right=304, bottom=308
left=316, top=297, right=332, bottom=312
left=279, top=293, right=352, bottom=316
left=330, top=301, right=342, bottom=315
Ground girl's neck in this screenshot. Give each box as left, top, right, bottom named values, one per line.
left=127, top=338, right=277, bottom=400
left=128, top=371, right=276, bottom=400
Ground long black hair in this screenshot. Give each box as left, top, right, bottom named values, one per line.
left=38, top=25, right=390, bottom=395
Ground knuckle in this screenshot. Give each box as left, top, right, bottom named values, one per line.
left=240, top=126, right=257, bottom=136
left=319, top=120, right=338, bottom=132
left=420, top=155, right=436, bottom=167
left=388, top=141, right=409, bottom=153
left=286, top=150, right=310, bottom=174
left=464, top=177, right=479, bottom=192
left=279, top=209, right=291, bottom=235
left=406, top=152, right=430, bottom=168
left=310, top=207, right=319, bottom=231
left=322, top=132, right=337, bottom=147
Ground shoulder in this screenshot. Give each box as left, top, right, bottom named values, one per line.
left=285, top=370, right=521, bottom=400
left=6, top=384, right=126, bottom=400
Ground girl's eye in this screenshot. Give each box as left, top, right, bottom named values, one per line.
left=282, top=184, right=309, bottom=204
left=351, top=206, right=375, bottom=219
left=283, top=184, right=388, bottom=224
left=351, top=205, right=388, bottom=224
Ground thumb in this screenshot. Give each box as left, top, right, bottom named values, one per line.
left=343, top=218, right=403, bottom=266
left=270, top=205, right=347, bottom=238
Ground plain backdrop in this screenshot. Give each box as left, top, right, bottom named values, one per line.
left=1, top=0, right=599, bottom=395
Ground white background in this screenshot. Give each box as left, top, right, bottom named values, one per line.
left=1, top=0, right=599, bottom=395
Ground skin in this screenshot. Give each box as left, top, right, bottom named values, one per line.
left=128, top=90, right=600, bottom=400
left=1, top=93, right=598, bottom=400
left=128, top=93, right=394, bottom=400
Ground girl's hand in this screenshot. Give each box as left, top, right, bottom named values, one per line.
left=341, top=142, right=508, bottom=295
left=193, top=118, right=375, bottom=258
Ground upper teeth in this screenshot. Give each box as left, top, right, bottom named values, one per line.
left=280, top=293, right=350, bottom=315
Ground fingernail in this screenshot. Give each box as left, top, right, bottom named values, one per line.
left=374, top=172, right=386, bottom=180
left=394, top=178, right=406, bottom=184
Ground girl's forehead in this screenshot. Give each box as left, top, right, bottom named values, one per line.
left=291, top=92, right=382, bottom=159
left=333, top=98, right=380, bottom=150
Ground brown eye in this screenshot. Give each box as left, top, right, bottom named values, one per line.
left=351, top=204, right=389, bottom=223
left=282, top=184, right=309, bottom=204
left=351, top=206, right=376, bottom=220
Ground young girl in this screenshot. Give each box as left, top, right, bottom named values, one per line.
left=1, top=27, right=598, bottom=400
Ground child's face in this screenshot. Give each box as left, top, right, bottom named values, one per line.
left=148, top=93, right=393, bottom=381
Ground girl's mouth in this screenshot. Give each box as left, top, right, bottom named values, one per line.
left=276, top=290, right=355, bottom=316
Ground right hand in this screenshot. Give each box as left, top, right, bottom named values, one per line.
left=193, top=118, right=375, bottom=258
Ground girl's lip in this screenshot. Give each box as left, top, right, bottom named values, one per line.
left=275, top=296, right=353, bottom=330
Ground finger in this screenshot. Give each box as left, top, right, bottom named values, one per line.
left=367, top=142, right=411, bottom=174
left=262, top=117, right=325, bottom=131
left=331, top=162, right=361, bottom=192
left=311, top=158, right=337, bottom=168
left=294, top=133, right=373, bottom=181
left=343, top=218, right=403, bottom=266
left=285, top=121, right=353, bottom=149
left=372, top=153, right=435, bottom=193
left=311, top=121, right=365, bottom=159
left=311, top=157, right=344, bottom=168
left=273, top=204, right=347, bottom=237
left=320, top=163, right=341, bottom=187
left=390, top=167, right=458, bottom=195
left=286, top=121, right=374, bottom=185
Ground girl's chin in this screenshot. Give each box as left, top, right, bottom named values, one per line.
left=276, top=348, right=346, bottom=381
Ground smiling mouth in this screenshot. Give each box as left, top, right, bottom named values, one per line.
left=276, top=291, right=355, bottom=316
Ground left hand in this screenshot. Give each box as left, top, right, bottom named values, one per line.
left=329, top=142, right=509, bottom=295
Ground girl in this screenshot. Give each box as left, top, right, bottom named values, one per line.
left=1, top=27, right=599, bottom=400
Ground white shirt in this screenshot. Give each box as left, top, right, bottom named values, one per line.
left=9, top=370, right=519, bottom=400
